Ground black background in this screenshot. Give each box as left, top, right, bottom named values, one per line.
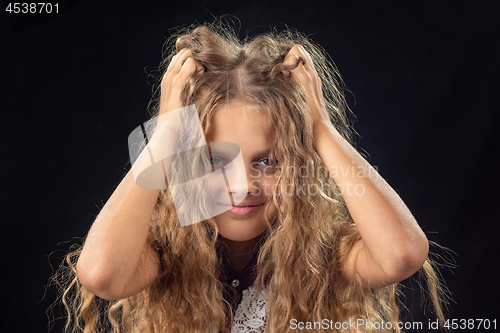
left=2, top=0, right=499, bottom=332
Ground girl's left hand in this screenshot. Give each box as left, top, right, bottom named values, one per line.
left=282, top=45, right=331, bottom=129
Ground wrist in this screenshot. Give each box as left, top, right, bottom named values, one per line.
left=313, top=120, right=338, bottom=147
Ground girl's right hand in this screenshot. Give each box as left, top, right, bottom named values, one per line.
left=159, top=48, right=205, bottom=115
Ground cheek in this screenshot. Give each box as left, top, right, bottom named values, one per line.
left=258, top=174, right=279, bottom=197
left=204, top=172, right=227, bottom=199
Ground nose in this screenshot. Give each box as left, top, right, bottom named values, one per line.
left=229, top=165, right=260, bottom=193
left=223, top=162, right=261, bottom=204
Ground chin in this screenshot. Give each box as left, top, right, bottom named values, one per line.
left=216, top=220, right=266, bottom=241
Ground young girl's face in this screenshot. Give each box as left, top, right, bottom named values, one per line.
left=207, top=100, right=278, bottom=241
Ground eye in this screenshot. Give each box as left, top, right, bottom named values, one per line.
left=257, top=158, right=277, bottom=166
left=257, top=158, right=270, bottom=166
left=210, top=156, right=228, bottom=169
left=210, top=157, right=223, bottom=165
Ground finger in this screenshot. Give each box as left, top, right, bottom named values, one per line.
left=282, top=52, right=309, bottom=83
left=167, top=48, right=188, bottom=72
left=283, top=51, right=307, bottom=77
left=177, top=56, right=205, bottom=84
left=162, top=48, right=190, bottom=84
left=298, top=45, right=316, bottom=72
left=172, top=48, right=192, bottom=75
left=284, top=45, right=315, bottom=72
left=284, top=45, right=304, bottom=63
left=194, top=59, right=205, bottom=74
left=281, top=53, right=303, bottom=77
left=289, top=62, right=311, bottom=86
left=284, top=44, right=306, bottom=64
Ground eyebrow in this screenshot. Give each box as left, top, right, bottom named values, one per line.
left=208, top=145, right=272, bottom=159
left=254, top=149, right=272, bottom=157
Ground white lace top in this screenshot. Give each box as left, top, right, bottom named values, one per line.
left=231, top=286, right=268, bottom=333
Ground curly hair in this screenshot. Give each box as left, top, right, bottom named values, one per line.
left=51, top=20, right=448, bottom=333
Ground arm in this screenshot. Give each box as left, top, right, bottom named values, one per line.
left=313, top=122, right=428, bottom=287
left=76, top=49, right=204, bottom=300
left=76, top=169, right=162, bottom=300
left=284, top=45, right=428, bottom=288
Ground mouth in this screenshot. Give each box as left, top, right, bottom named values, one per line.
left=217, top=202, right=265, bottom=216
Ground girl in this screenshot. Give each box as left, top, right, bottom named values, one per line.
left=56, top=22, right=446, bottom=332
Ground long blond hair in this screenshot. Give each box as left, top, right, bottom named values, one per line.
left=51, top=20, right=449, bottom=333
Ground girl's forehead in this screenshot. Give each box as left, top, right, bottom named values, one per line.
left=207, top=101, right=273, bottom=140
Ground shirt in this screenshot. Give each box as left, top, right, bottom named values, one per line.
left=217, top=233, right=267, bottom=332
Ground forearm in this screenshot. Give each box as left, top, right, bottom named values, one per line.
left=76, top=125, right=178, bottom=296
left=77, top=49, right=205, bottom=297
left=313, top=120, right=428, bottom=276
left=76, top=169, right=160, bottom=295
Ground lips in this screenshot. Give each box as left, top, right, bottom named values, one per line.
left=217, top=202, right=265, bottom=216
left=217, top=203, right=264, bottom=207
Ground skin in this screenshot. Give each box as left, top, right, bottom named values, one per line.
left=206, top=101, right=278, bottom=241
left=76, top=46, right=429, bottom=302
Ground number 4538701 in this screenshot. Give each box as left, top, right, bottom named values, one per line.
left=5, top=3, right=59, bottom=14
left=444, top=319, right=496, bottom=330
